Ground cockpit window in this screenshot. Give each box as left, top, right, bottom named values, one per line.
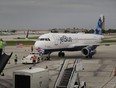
left=47, top=38, right=50, bottom=41
left=39, top=38, right=50, bottom=41
left=39, top=38, right=44, bottom=41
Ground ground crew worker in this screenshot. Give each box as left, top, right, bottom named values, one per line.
left=14, top=54, right=18, bottom=64
left=33, top=55, right=36, bottom=66
left=0, top=38, right=3, bottom=56
left=38, top=57, right=40, bottom=63
left=31, top=46, right=33, bottom=52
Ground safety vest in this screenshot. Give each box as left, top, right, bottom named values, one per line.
left=0, top=41, right=3, bottom=49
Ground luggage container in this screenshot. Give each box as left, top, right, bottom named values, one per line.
left=13, top=67, right=49, bottom=88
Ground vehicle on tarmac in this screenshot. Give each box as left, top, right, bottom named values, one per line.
left=21, top=52, right=42, bottom=64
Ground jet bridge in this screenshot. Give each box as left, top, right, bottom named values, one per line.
left=54, top=58, right=86, bottom=88
left=0, top=49, right=13, bottom=74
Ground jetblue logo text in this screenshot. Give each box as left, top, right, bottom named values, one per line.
left=60, top=36, right=72, bottom=43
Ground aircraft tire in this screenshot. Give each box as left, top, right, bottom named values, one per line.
left=88, top=55, right=92, bottom=58
left=58, top=52, right=61, bottom=57
left=58, top=52, right=65, bottom=57
left=61, top=52, right=65, bottom=57
left=89, top=55, right=92, bottom=58
left=46, top=56, right=50, bottom=60
left=85, top=56, right=88, bottom=58
left=86, top=55, right=92, bottom=59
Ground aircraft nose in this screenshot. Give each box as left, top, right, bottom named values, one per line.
left=34, top=41, right=39, bottom=49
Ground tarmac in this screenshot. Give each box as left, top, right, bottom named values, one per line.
left=0, top=45, right=116, bottom=88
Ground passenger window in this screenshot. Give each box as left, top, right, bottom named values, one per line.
left=48, top=38, right=50, bottom=41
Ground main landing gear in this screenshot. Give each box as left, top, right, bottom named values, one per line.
left=58, top=51, right=65, bottom=57
left=46, top=51, right=65, bottom=60
left=85, top=55, right=92, bottom=59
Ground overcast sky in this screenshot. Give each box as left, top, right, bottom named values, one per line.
left=0, top=0, right=116, bottom=30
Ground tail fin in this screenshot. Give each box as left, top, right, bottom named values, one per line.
left=94, top=15, right=103, bottom=35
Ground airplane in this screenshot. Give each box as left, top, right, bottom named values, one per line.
left=34, top=15, right=104, bottom=59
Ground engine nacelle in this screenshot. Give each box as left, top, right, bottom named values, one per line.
left=81, top=47, right=96, bottom=57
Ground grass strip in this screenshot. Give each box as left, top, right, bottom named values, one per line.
left=5, top=40, right=35, bottom=46
left=102, top=40, right=116, bottom=43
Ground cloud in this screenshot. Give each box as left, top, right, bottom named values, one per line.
left=0, top=0, right=116, bottom=29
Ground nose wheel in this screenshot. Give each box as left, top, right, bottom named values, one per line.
left=58, top=51, right=65, bottom=57
left=46, top=52, right=51, bottom=60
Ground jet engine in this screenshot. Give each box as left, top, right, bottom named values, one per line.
left=81, top=47, right=96, bottom=58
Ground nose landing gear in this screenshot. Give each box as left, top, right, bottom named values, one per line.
left=46, top=52, right=51, bottom=60
left=58, top=51, right=65, bottom=57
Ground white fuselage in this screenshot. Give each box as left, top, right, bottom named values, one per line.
left=34, top=33, right=103, bottom=53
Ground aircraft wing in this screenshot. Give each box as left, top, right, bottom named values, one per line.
left=68, top=43, right=100, bottom=48
left=101, top=43, right=116, bottom=46
left=102, top=36, right=116, bottom=46
left=103, top=36, right=116, bottom=40
left=68, top=43, right=116, bottom=49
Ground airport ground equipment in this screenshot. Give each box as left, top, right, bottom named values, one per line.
left=13, top=67, right=49, bottom=88
left=0, top=49, right=13, bottom=74
left=21, top=52, right=42, bottom=64
left=54, top=59, right=86, bottom=88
